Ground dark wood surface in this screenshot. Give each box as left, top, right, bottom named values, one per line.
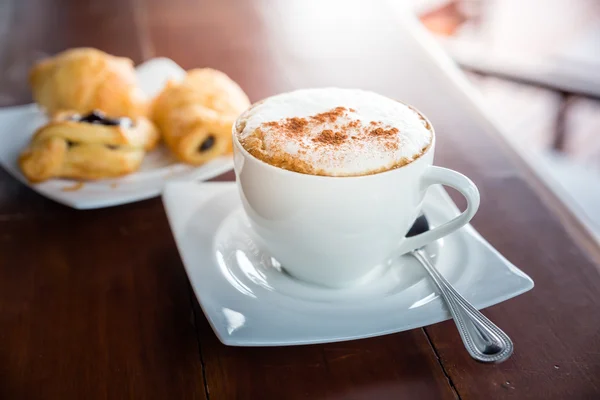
left=1, top=0, right=599, bottom=399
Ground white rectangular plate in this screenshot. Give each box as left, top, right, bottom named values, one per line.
left=163, top=182, right=533, bottom=346
left=0, top=58, right=233, bottom=209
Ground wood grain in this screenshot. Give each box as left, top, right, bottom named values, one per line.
left=0, top=201, right=207, bottom=399
left=424, top=171, right=600, bottom=399
left=0, top=0, right=206, bottom=399
left=196, top=307, right=456, bottom=400
left=1, top=0, right=600, bottom=399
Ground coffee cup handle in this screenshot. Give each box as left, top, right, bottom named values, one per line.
left=399, top=166, right=480, bottom=254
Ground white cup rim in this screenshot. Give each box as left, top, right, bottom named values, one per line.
left=232, top=102, right=436, bottom=180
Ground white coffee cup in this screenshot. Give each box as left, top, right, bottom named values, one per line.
left=232, top=109, right=480, bottom=288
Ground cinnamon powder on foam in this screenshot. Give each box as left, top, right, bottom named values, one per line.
left=239, top=105, right=429, bottom=176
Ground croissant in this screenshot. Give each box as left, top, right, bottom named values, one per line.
left=19, top=110, right=159, bottom=182
left=152, top=68, right=250, bottom=165
left=29, top=48, right=148, bottom=118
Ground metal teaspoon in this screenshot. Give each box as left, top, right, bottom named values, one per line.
left=406, top=215, right=514, bottom=363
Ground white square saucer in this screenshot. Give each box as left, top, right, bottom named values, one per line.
left=0, top=58, right=233, bottom=209
left=163, top=182, right=534, bottom=346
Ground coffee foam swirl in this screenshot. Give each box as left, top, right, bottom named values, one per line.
left=235, top=88, right=433, bottom=176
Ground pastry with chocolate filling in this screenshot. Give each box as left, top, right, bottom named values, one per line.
left=19, top=110, right=159, bottom=182
left=152, top=68, right=250, bottom=165
left=29, top=47, right=148, bottom=118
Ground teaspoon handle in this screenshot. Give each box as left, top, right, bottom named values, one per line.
left=412, top=249, right=513, bottom=363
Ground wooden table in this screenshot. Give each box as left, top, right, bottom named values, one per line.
left=1, top=1, right=599, bottom=399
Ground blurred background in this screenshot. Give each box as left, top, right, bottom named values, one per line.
left=412, top=0, right=600, bottom=240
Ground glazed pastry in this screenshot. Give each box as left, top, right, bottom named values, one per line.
left=29, top=48, right=148, bottom=118
left=152, top=68, right=250, bottom=165
left=19, top=110, right=159, bottom=182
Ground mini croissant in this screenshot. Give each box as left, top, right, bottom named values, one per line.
left=151, top=68, right=250, bottom=165
left=19, top=110, right=159, bottom=182
left=29, top=48, right=148, bottom=118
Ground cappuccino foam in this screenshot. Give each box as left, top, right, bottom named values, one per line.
left=235, top=88, right=432, bottom=176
